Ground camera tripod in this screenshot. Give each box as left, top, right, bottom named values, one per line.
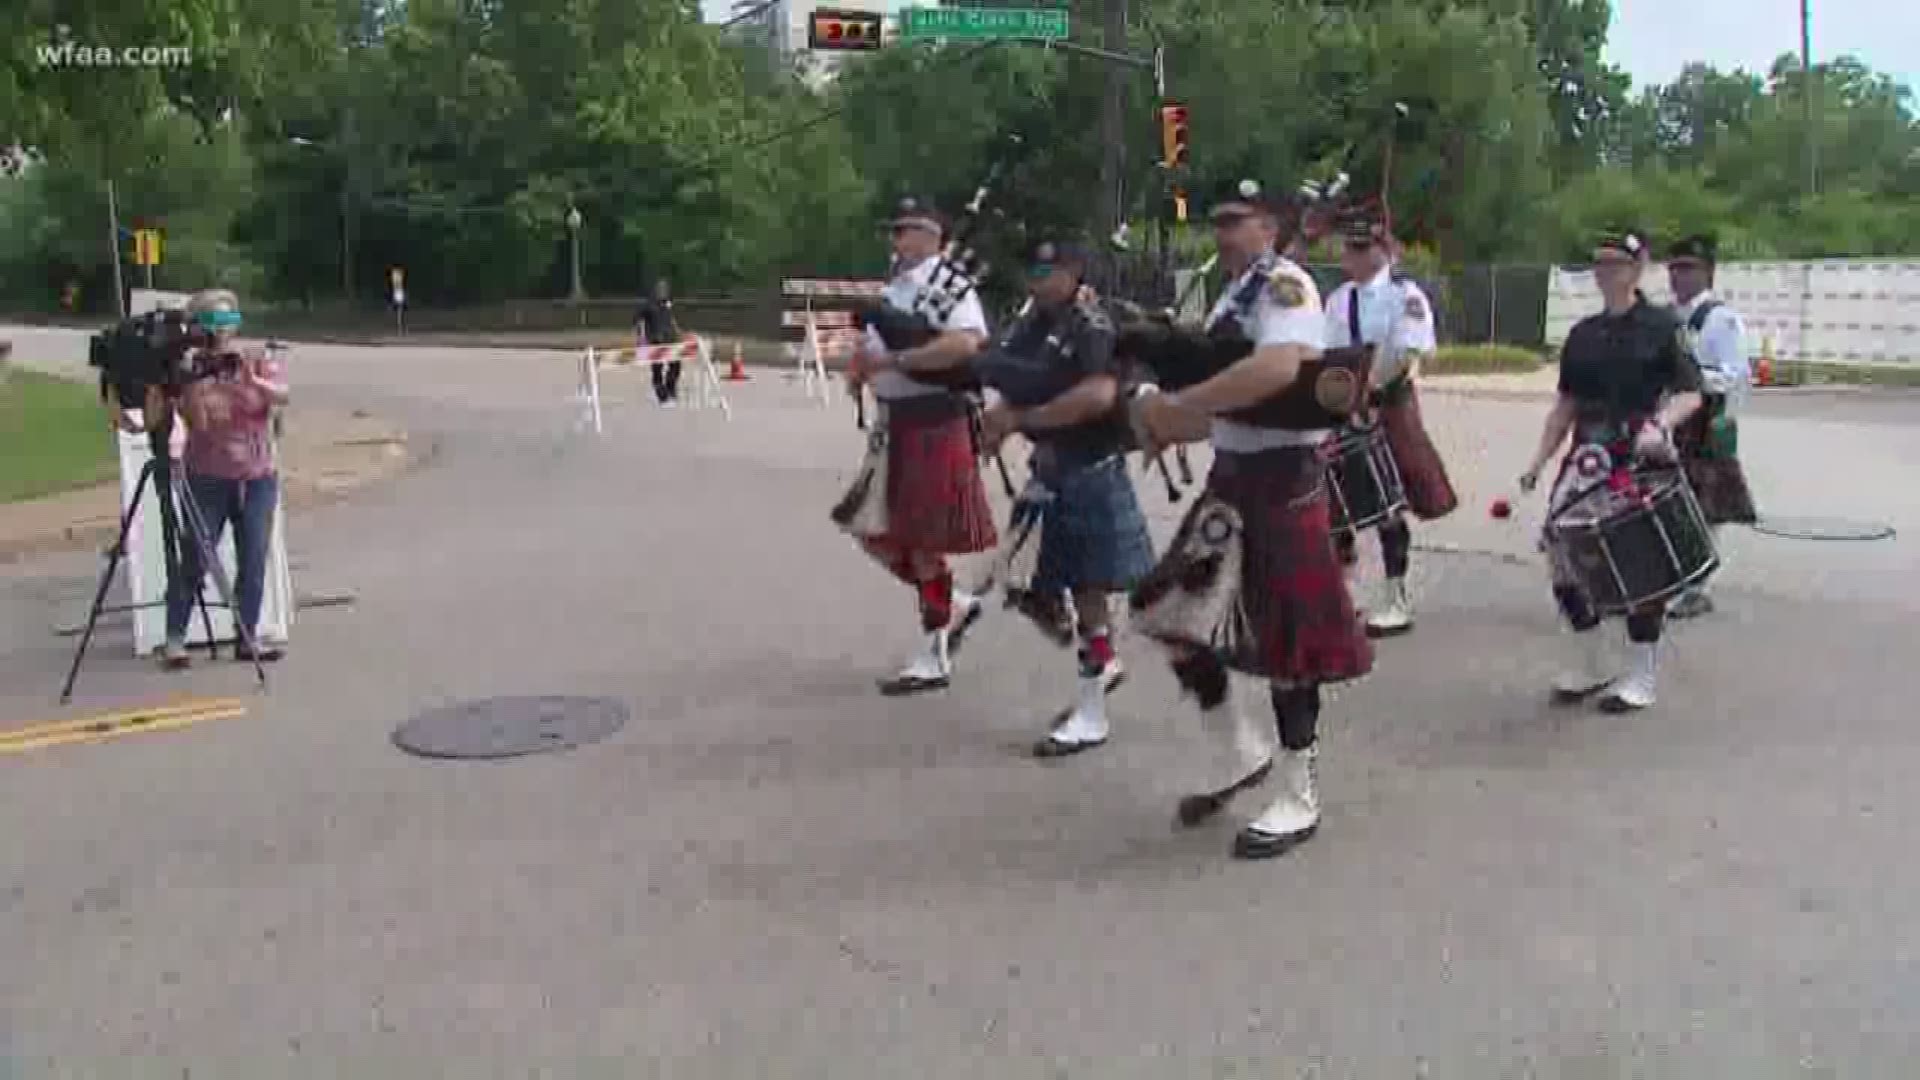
left=58, top=422, right=269, bottom=703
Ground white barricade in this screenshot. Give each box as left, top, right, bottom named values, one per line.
left=573, top=334, right=730, bottom=432
left=781, top=279, right=885, bottom=408
left=1545, top=259, right=1920, bottom=365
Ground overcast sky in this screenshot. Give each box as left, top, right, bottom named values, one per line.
left=698, top=1, right=1918, bottom=95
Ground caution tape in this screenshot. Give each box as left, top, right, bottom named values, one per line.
left=0, top=696, right=249, bottom=756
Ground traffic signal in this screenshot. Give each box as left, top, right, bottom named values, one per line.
left=1159, top=103, right=1189, bottom=169
left=808, top=8, right=883, bottom=51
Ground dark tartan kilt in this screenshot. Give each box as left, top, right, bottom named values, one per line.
left=1210, top=446, right=1373, bottom=685
left=880, top=400, right=998, bottom=554
left=1674, top=401, right=1758, bottom=525
left=1378, top=384, right=1457, bottom=520
left=1032, top=455, right=1158, bottom=593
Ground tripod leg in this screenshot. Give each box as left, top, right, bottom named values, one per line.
left=59, top=460, right=153, bottom=703
left=175, top=475, right=268, bottom=690
left=163, top=471, right=221, bottom=660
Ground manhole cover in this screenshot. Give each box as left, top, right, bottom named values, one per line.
left=1748, top=515, right=1897, bottom=542
left=393, top=696, right=628, bottom=760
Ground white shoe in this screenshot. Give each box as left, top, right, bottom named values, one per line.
left=1550, top=629, right=1616, bottom=702
left=1033, top=663, right=1115, bottom=758
left=1598, top=641, right=1659, bottom=712
left=1174, top=682, right=1276, bottom=827
left=1233, top=747, right=1320, bottom=858
left=1365, top=578, right=1414, bottom=638
left=1667, top=588, right=1714, bottom=620
left=878, top=630, right=950, bottom=696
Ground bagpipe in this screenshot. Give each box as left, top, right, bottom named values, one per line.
left=1101, top=169, right=1377, bottom=457
left=853, top=136, right=1025, bottom=419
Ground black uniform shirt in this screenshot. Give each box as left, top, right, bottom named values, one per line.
left=634, top=298, right=678, bottom=345
left=1557, top=294, right=1702, bottom=441
left=975, top=296, right=1128, bottom=469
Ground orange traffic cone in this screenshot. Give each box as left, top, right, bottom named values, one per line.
left=726, top=340, right=749, bottom=382
left=1755, top=334, right=1775, bottom=388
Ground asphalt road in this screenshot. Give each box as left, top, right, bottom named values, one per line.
left=3, top=327, right=1918, bottom=1077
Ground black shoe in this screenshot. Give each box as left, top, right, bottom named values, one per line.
left=1230, top=821, right=1317, bottom=859
left=234, top=643, right=284, bottom=663
left=1031, top=732, right=1108, bottom=758
left=877, top=672, right=948, bottom=697
left=1173, top=759, right=1273, bottom=829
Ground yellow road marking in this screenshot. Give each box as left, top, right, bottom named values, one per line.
left=0, top=697, right=249, bottom=756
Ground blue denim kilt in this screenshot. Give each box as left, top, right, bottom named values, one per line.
left=1032, top=454, right=1157, bottom=593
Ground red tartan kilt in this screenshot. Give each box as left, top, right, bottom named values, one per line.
left=1211, top=448, right=1373, bottom=685
left=1379, top=386, right=1456, bottom=520
left=880, top=405, right=998, bottom=554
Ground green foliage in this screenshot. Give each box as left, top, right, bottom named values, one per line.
left=1428, top=343, right=1546, bottom=375
left=2, top=0, right=1917, bottom=314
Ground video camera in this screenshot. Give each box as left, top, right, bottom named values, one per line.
left=87, top=307, right=230, bottom=409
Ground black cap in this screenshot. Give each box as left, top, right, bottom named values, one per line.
left=1338, top=203, right=1388, bottom=246
left=1026, top=237, right=1090, bottom=274
left=887, top=196, right=949, bottom=237
left=1594, top=228, right=1649, bottom=260
left=1667, top=233, right=1718, bottom=265
left=1206, top=178, right=1285, bottom=222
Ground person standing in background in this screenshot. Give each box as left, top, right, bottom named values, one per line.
left=635, top=278, right=682, bottom=407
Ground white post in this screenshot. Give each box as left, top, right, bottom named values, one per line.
left=696, top=336, right=732, bottom=420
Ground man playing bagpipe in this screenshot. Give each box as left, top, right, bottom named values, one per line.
left=837, top=196, right=997, bottom=696
left=1124, top=179, right=1374, bottom=860
left=1664, top=233, right=1758, bottom=619
left=1322, top=204, right=1458, bottom=637
left=973, top=238, right=1159, bottom=758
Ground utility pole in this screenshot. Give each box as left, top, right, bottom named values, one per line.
left=106, top=177, right=126, bottom=318
left=1801, top=0, right=1818, bottom=196
left=341, top=107, right=357, bottom=303
left=1096, top=0, right=1128, bottom=266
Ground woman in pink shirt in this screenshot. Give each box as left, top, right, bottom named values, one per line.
left=162, top=289, right=289, bottom=667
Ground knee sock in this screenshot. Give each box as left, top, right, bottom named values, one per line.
left=1626, top=610, right=1662, bottom=644
left=1379, top=518, right=1411, bottom=579
left=1269, top=685, right=1322, bottom=752
left=1553, top=584, right=1600, bottom=632
left=1078, top=629, right=1115, bottom=677
left=917, top=569, right=954, bottom=632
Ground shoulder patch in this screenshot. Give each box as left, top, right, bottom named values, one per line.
left=1404, top=294, right=1427, bottom=321
left=1269, top=270, right=1307, bottom=309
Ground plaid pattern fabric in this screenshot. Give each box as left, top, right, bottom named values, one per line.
left=1032, top=456, right=1157, bottom=593
left=881, top=407, right=998, bottom=554
left=1209, top=447, right=1373, bottom=684
left=1674, top=398, right=1757, bottom=525
left=1378, top=386, right=1457, bottom=520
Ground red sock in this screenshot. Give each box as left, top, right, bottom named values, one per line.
left=918, top=571, right=954, bottom=632
left=1079, top=631, right=1114, bottom=675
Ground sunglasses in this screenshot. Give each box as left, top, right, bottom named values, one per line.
left=1668, top=260, right=1708, bottom=272
left=1342, top=240, right=1377, bottom=252
left=194, top=309, right=243, bottom=330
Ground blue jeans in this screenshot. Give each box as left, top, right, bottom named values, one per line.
left=166, top=474, right=279, bottom=640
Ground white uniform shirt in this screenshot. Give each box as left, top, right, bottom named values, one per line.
left=1675, top=289, right=1750, bottom=411
left=1205, top=254, right=1328, bottom=452
left=1322, top=266, right=1435, bottom=389
left=866, top=255, right=989, bottom=401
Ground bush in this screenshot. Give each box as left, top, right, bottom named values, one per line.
left=1427, top=344, right=1545, bottom=375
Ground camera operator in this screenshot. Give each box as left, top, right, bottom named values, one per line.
left=160, top=289, right=289, bottom=668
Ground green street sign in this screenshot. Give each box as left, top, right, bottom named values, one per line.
left=899, top=6, right=1070, bottom=41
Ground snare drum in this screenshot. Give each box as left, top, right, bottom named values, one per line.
left=1327, top=424, right=1407, bottom=537
left=1545, top=468, right=1719, bottom=615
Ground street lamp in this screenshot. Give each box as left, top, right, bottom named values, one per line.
left=566, top=204, right=585, bottom=301
left=290, top=136, right=352, bottom=301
